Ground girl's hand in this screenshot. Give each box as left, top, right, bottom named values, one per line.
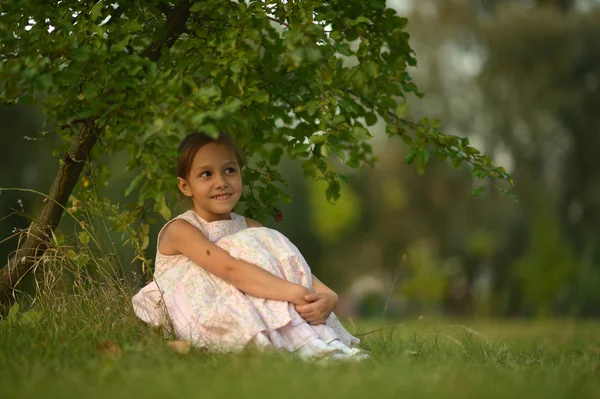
left=290, top=285, right=316, bottom=306
left=294, top=291, right=338, bottom=325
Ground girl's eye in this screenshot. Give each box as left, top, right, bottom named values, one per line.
left=200, top=171, right=211, bottom=178
left=225, top=167, right=237, bottom=174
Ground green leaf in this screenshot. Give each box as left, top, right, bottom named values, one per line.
left=352, top=16, right=372, bottom=26
left=470, top=185, right=487, bottom=198
left=421, top=148, right=430, bottom=167
left=197, top=86, right=220, bottom=98
left=199, top=124, right=219, bottom=137
left=325, top=180, right=341, bottom=202
left=336, top=43, right=353, bottom=56
left=452, top=157, right=463, bottom=169
left=330, top=30, right=343, bottom=41
left=292, top=143, right=310, bottom=156
left=309, top=134, right=327, bottom=144
left=306, top=101, right=319, bottom=116
left=280, top=191, right=292, bottom=204
left=125, top=173, right=144, bottom=197
left=67, top=249, right=77, bottom=260
left=90, top=1, right=103, bottom=21
left=112, top=35, right=131, bottom=52
left=503, top=189, right=519, bottom=202
left=305, top=47, right=322, bottom=62
left=269, top=147, right=283, bottom=165
left=352, top=126, right=371, bottom=139
left=405, top=148, right=417, bottom=164
left=156, top=194, right=172, bottom=221
left=78, top=232, right=90, bottom=245
left=365, top=62, right=379, bottom=78
left=250, top=91, right=269, bottom=103
left=396, top=101, right=409, bottom=118
left=190, top=2, right=203, bottom=12
left=140, top=233, right=149, bottom=251
left=364, top=112, right=377, bottom=126
left=333, top=114, right=346, bottom=124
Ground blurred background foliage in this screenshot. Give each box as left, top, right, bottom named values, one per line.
left=2, top=0, right=600, bottom=319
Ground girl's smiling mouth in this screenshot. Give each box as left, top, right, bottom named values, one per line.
left=212, top=194, right=232, bottom=200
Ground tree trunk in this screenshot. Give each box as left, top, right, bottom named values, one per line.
left=0, top=121, right=99, bottom=309
left=0, top=1, right=192, bottom=311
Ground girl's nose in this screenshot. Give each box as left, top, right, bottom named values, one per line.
left=214, top=173, right=227, bottom=188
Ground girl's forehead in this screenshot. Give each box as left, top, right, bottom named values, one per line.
left=191, top=142, right=236, bottom=166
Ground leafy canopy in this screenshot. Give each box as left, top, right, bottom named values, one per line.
left=0, top=0, right=513, bottom=223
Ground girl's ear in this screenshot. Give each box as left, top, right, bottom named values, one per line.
left=177, top=177, right=192, bottom=197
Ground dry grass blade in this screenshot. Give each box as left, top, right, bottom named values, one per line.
left=355, top=324, right=404, bottom=337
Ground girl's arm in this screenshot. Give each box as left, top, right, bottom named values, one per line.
left=245, top=217, right=335, bottom=297
left=160, top=219, right=312, bottom=305
left=294, top=275, right=338, bottom=325
left=312, top=274, right=337, bottom=299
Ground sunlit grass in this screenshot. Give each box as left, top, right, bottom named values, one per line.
left=2, top=285, right=599, bottom=399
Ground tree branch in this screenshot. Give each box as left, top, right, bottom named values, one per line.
left=141, top=0, right=191, bottom=61
left=266, top=16, right=290, bottom=29
left=156, top=2, right=172, bottom=15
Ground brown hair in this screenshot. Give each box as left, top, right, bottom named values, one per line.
left=177, top=132, right=244, bottom=179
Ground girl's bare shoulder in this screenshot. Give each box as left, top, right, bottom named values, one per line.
left=159, top=219, right=205, bottom=255
left=244, top=217, right=262, bottom=228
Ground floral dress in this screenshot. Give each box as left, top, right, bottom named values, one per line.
left=132, top=210, right=359, bottom=353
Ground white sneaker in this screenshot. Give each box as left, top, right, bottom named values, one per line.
left=296, top=339, right=344, bottom=362
left=326, top=339, right=372, bottom=362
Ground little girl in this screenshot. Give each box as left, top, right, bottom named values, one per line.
left=132, top=132, right=368, bottom=362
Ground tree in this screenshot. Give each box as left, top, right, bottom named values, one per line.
left=0, top=0, right=511, bottom=309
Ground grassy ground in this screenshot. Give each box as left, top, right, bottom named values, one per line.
left=1, top=286, right=599, bottom=399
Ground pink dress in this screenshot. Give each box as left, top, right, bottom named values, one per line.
left=132, top=210, right=359, bottom=353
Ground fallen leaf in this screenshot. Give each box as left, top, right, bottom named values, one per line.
left=168, top=340, right=191, bottom=355
left=96, top=340, right=121, bottom=358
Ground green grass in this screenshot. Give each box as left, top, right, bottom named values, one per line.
left=2, top=285, right=599, bottom=399
left=3, top=199, right=597, bottom=398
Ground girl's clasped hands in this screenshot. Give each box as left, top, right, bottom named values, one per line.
left=295, top=291, right=338, bottom=325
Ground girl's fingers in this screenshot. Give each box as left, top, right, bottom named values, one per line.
left=302, top=311, right=324, bottom=322
left=298, top=302, right=319, bottom=313
left=297, top=303, right=315, bottom=312
left=304, top=292, right=325, bottom=302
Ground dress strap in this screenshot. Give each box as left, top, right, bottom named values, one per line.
left=176, top=210, right=209, bottom=232
left=231, top=212, right=248, bottom=229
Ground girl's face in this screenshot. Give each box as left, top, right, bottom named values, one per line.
left=177, top=142, right=242, bottom=222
